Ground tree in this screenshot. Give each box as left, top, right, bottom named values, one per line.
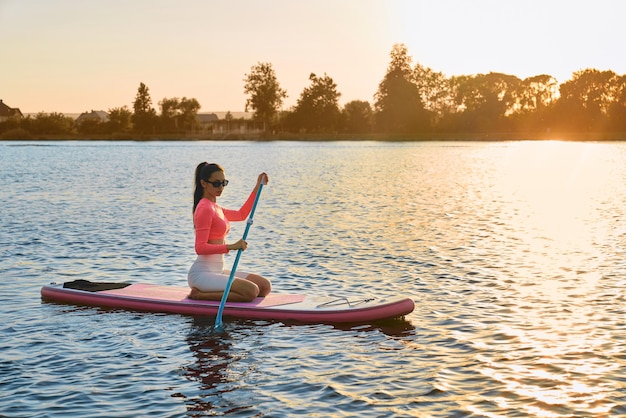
left=159, top=97, right=181, bottom=133
left=178, top=97, right=201, bottom=133
left=291, top=73, right=341, bottom=133
left=342, top=100, right=372, bottom=133
left=76, top=118, right=106, bottom=135
left=374, top=43, right=429, bottom=134
left=26, top=112, right=74, bottom=135
left=509, top=75, right=558, bottom=132
left=555, top=69, right=620, bottom=132
left=108, top=106, right=132, bottom=133
left=132, top=82, right=156, bottom=134
left=514, top=75, right=558, bottom=114
left=158, top=97, right=200, bottom=133
left=225, top=111, right=233, bottom=132
left=607, top=74, right=626, bottom=132
left=243, top=62, right=287, bottom=132
left=412, top=63, right=453, bottom=126
left=448, top=72, right=520, bottom=132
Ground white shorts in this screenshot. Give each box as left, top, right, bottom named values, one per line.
left=187, top=254, right=249, bottom=292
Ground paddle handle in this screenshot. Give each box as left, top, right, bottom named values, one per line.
left=214, top=182, right=264, bottom=329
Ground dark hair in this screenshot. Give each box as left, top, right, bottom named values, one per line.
left=193, top=162, right=224, bottom=214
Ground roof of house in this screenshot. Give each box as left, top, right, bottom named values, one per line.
left=76, top=110, right=110, bottom=123
left=0, top=100, right=23, bottom=117
left=214, top=111, right=254, bottom=120
left=197, top=112, right=254, bottom=121
left=197, top=113, right=219, bottom=122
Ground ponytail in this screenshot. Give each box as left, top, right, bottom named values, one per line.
left=192, top=162, right=225, bottom=214
left=193, top=162, right=207, bottom=215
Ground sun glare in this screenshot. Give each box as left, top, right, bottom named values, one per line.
left=474, top=141, right=621, bottom=414
left=499, top=141, right=609, bottom=247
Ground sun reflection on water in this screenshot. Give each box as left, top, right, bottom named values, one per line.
left=456, top=141, right=624, bottom=416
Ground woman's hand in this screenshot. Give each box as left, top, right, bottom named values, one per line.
left=257, top=172, right=269, bottom=187
left=227, top=239, right=248, bottom=251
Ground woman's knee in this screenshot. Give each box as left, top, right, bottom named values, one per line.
left=233, top=279, right=260, bottom=302
left=245, top=274, right=271, bottom=296
left=258, top=279, right=271, bottom=296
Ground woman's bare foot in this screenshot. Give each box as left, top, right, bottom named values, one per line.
left=188, top=287, right=221, bottom=300
left=187, top=284, right=258, bottom=302
left=188, top=287, right=202, bottom=299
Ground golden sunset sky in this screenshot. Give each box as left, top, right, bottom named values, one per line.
left=1, top=0, right=624, bottom=114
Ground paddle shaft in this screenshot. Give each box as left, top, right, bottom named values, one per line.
left=214, top=182, right=264, bottom=329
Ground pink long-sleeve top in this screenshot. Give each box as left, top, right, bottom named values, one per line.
left=193, top=191, right=257, bottom=255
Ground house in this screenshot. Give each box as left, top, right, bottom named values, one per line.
left=196, top=113, right=219, bottom=133
left=196, top=111, right=264, bottom=135
left=0, top=100, right=23, bottom=122
left=75, top=110, right=109, bottom=125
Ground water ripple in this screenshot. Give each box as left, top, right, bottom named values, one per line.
left=1, top=141, right=625, bottom=416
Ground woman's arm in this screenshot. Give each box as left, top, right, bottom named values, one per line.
left=223, top=173, right=268, bottom=221
left=194, top=227, right=229, bottom=254
left=222, top=189, right=256, bottom=221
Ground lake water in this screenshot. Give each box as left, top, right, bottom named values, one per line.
left=1, top=140, right=625, bottom=417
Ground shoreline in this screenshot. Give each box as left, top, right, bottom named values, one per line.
left=1, top=131, right=625, bottom=142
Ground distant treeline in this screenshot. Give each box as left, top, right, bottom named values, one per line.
left=2, top=43, right=625, bottom=139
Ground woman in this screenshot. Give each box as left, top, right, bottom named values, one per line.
left=188, top=162, right=271, bottom=302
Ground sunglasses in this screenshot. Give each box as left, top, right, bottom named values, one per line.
left=206, top=179, right=229, bottom=188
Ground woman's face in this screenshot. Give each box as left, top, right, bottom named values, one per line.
left=202, top=170, right=227, bottom=200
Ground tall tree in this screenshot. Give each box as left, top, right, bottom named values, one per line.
left=243, top=62, right=287, bottom=132
left=374, top=43, right=429, bottom=134
left=132, top=82, right=156, bottom=134
left=291, top=73, right=341, bottom=133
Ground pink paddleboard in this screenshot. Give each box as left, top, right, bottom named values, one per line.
left=41, top=282, right=414, bottom=324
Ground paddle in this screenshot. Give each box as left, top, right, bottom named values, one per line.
left=214, top=180, right=265, bottom=330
